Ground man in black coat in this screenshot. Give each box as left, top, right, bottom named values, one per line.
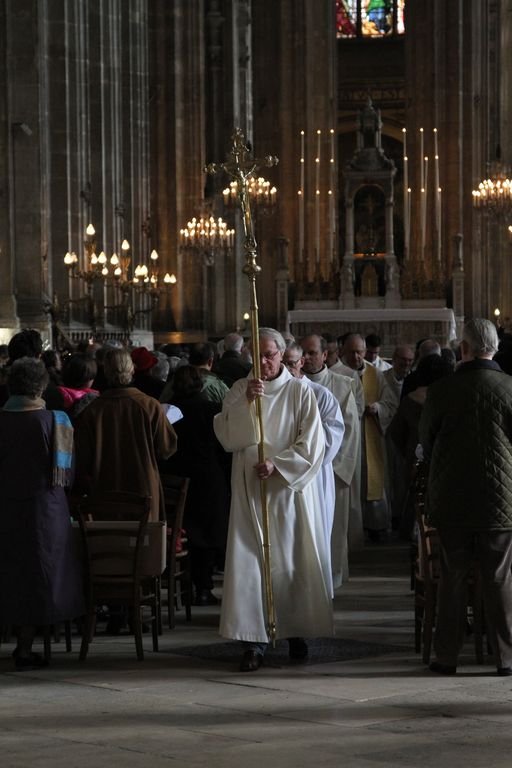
left=213, top=333, right=251, bottom=388
left=420, top=318, right=512, bottom=676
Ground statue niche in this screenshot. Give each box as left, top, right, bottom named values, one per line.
left=340, top=97, right=399, bottom=308
left=353, top=185, right=386, bottom=297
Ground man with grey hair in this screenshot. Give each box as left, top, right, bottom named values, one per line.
left=214, top=328, right=332, bottom=671
left=420, top=318, right=512, bottom=676
left=214, top=332, right=252, bottom=387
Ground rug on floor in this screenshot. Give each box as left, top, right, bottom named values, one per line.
left=170, top=637, right=406, bottom=666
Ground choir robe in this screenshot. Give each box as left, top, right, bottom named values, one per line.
left=214, top=365, right=333, bottom=643
left=305, top=366, right=361, bottom=587
left=302, top=377, right=344, bottom=597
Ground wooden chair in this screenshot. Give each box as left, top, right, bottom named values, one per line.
left=75, top=491, right=165, bottom=661
left=413, top=463, right=484, bottom=664
left=160, top=475, right=193, bottom=629
left=0, top=624, right=72, bottom=662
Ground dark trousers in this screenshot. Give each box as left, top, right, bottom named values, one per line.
left=435, top=529, right=512, bottom=668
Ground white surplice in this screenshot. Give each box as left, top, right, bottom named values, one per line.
left=214, top=365, right=333, bottom=643
left=302, top=377, right=344, bottom=597
left=304, top=366, right=361, bottom=587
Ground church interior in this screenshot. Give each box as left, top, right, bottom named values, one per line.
left=2, top=2, right=512, bottom=766
left=2, top=0, right=511, bottom=350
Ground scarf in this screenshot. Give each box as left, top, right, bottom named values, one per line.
left=52, top=410, right=74, bottom=487
left=2, top=397, right=73, bottom=487
left=2, top=395, right=46, bottom=411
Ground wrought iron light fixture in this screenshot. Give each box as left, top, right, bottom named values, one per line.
left=179, top=214, right=234, bottom=266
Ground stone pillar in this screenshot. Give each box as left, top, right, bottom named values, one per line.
left=150, top=0, right=205, bottom=333
left=3, top=0, right=49, bottom=337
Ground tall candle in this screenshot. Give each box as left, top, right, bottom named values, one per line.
left=329, top=128, right=335, bottom=261
left=419, top=128, right=424, bottom=189
left=299, top=130, right=305, bottom=261
left=437, top=187, right=442, bottom=262
left=434, top=128, right=441, bottom=260
left=407, top=187, right=412, bottom=254
left=402, top=128, right=408, bottom=259
left=315, top=129, right=321, bottom=262
left=421, top=155, right=428, bottom=258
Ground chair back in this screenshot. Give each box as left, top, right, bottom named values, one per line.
left=75, top=492, right=156, bottom=582
left=160, top=475, right=190, bottom=544
left=414, top=462, right=440, bottom=583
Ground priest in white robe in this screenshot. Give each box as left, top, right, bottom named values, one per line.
left=214, top=328, right=331, bottom=672
left=300, top=334, right=361, bottom=587
left=283, top=342, right=345, bottom=597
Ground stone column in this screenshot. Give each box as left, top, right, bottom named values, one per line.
left=150, top=0, right=205, bottom=333
left=4, top=0, right=49, bottom=336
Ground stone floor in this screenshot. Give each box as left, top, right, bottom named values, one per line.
left=2, top=541, right=512, bottom=768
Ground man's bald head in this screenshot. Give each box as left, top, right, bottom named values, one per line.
left=300, top=334, right=327, bottom=374
left=342, top=333, right=366, bottom=371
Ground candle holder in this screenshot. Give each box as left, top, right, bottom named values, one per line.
left=179, top=212, right=235, bottom=266
left=64, top=224, right=176, bottom=334
left=472, top=159, right=512, bottom=218
left=222, top=175, right=277, bottom=212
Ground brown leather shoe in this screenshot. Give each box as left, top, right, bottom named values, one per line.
left=239, top=650, right=264, bottom=672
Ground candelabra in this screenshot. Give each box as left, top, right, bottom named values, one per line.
left=472, top=161, right=512, bottom=218
left=222, top=175, right=277, bottom=209
left=179, top=214, right=234, bottom=266
left=63, top=223, right=176, bottom=333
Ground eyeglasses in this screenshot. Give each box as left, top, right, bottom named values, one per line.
left=284, top=358, right=302, bottom=368
left=259, top=349, right=281, bottom=362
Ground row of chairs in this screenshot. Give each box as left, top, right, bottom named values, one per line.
left=0, top=475, right=194, bottom=663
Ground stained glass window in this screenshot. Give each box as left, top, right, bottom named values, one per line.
left=336, top=1, right=405, bottom=38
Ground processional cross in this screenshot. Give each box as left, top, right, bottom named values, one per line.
left=206, top=129, right=279, bottom=643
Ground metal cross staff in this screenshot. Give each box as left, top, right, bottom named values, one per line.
left=206, top=128, right=279, bottom=644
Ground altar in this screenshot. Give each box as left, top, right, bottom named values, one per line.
left=288, top=306, right=458, bottom=354
left=283, top=99, right=463, bottom=354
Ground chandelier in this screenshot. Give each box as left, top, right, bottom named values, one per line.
left=472, top=161, right=512, bottom=217
left=222, top=175, right=277, bottom=208
left=64, top=224, right=175, bottom=291
left=63, top=223, right=176, bottom=332
left=179, top=214, right=234, bottom=266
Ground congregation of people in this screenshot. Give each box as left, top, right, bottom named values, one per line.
left=2, top=318, right=512, bottom=676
